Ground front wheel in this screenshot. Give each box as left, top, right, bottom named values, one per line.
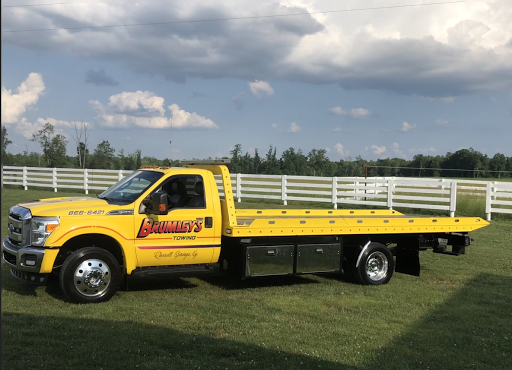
left=351, top=242, right=394, bottom=285
left=59, top=247, right=122, bottom=303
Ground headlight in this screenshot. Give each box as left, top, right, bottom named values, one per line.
left=31, top=217, right=60, bottom=246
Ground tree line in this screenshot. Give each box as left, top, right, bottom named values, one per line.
left=228, top=144, right=512, bottom=179
left=2, top=125, right=512, bottom=178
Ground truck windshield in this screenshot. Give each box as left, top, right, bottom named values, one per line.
left=97, top=170, right=164, bottom=204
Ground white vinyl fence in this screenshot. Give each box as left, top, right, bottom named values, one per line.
left=2, top=166, right=512, bottom=221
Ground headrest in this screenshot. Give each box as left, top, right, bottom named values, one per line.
left=194, top=181, right=204, bottom=195
left=172, top=181, right=186, bottom=194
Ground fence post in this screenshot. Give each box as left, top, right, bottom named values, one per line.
left=23, top=166, right=28, bottom=190
left=332, top=177, right=337, bottom=209
left=449, top=181, right=457, bottom=217
left=84, top=169, right=89, bottom=195
left=53, top=168, right=58, bottom=192
left=236, top=173, right=242, bottom=203
left=387, top=179, right=393, bottom=210
left=118, top=170, right=123, bottom=181
left=354, top=180, right=359, bottom=201
left=282, top=175, right=287, bottom=206
left=491, top=181, right=496, bottom=201
left=485, top=182, right=492, bottom=221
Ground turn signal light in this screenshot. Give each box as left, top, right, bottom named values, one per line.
left=46, top=224, right=59, bottom=232
left=159, top=204, right=167, bottom=212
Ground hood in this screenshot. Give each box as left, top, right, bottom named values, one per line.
left=18, top=196, right=124, bottom=217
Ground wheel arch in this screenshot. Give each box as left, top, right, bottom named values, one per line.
left=56, top=234, right=125, bottom=272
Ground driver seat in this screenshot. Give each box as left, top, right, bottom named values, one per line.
left=164, top=180, right=188, bottom=208
left=187, top=181, right=205, bottom=207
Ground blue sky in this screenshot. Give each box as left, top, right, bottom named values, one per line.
left=2, top=0, right=511, bottom=161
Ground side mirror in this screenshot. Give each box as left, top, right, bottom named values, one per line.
left=150, top=190, right=169, bottom=215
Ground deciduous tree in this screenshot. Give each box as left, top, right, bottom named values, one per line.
left=30, top=123, right=68, bottom=167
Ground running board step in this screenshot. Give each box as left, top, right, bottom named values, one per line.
left=131, top=263, right=220, bottom=277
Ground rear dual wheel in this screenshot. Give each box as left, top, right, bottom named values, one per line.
left=343, top=242, right=394, bottom=285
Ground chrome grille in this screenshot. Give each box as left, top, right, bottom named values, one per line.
left=7, top=206, right=32, bottom=249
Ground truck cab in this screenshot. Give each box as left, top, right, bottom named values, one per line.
left=3, top=163, right=226, bottom=303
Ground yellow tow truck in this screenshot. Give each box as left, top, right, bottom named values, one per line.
left=3, top=160, right=489, bottom=303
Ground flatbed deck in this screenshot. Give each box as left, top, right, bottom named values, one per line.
left=227, top=209, right=489, bottom=237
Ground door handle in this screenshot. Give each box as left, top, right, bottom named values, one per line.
left=205, top=217, right=213, bottom=228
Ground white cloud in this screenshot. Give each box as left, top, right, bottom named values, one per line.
left=108, top=91, right=165, bottom=116
left=248, top=80, right=274, bottom=98
left=349, top=108, right=371, bottom=119
left=409, top=147, right=437, bottom=154
left=2, top=1, right=512, bottom=97
left=324, top=146, right=331, bottom=153
left=288, top=122, right=300, bottom=133
left=37, top=117, right=74, bottom=128
left=16, top=118, right=44, bottom=139
left=272, top=122, right=300, bottom=133
left=1, top=73, right=45, bottom=124
left=328, top=107, right=371, bottom=119
left=16, top=117, right=76, bottom=139
left=329, top=107, right=346, bottom=116
left=398, top=122, right=416, bottom=133
left=371, top=145, right=386, bottom=155
left=436, top=118, right=449, bottom=125
left=168, top=104, right=218, bottom=129
left=392, top=142, right=406, bottom=158
left=335, top=143, right=348, bottom=156
left=91, top=91, right=218, bottom=129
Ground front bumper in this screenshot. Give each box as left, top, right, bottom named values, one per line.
left=2, top=237, right=49, bottom=284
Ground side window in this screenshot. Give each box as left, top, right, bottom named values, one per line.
left=161, top=175, right=206, bottom=210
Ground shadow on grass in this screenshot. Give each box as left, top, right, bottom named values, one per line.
left=0, top=264, right=199, bottom=300
left=125, top=275, right=199, bottom=292
left=2, top=313, right=353, bottom=370
left=2, top=264, right=320, bottom=300
left=197, top=273, right=321, bottom=290
left=3, top=274, right=511, bottom=370
left=358, top=273, right=512, bottom=370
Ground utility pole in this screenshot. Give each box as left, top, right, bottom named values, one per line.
left=169, top=116, right=173, bottom=165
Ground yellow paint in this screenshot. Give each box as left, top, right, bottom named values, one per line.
left=40, top=249, right=59, bottom=273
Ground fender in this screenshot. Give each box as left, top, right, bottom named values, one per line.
left=46, top=224, right=138, bottom=274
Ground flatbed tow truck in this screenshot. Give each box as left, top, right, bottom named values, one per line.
left=3, top=160, right=489, bottom=303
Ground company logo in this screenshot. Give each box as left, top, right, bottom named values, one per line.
left=137, top=218, right=203, bottom=238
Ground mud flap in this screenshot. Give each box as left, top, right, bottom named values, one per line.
left=395, top=241, right=420, bottom=276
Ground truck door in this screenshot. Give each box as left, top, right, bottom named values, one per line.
left=134, top=174, right=220, bottom=267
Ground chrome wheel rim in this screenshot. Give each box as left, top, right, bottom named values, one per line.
left=365, top=251, right=388, bottom=281
left=73, top=259, right=111, bottom=297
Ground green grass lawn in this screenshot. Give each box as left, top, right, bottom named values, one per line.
left=2, top=188, right=512, bottom=370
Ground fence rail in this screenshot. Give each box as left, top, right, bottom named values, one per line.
left=2, top=166, right=512, bottom=220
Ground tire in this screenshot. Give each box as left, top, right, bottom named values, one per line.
left=59, top=247, right=122, bottom=303
left=351, top=242, right=394, bottom=285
